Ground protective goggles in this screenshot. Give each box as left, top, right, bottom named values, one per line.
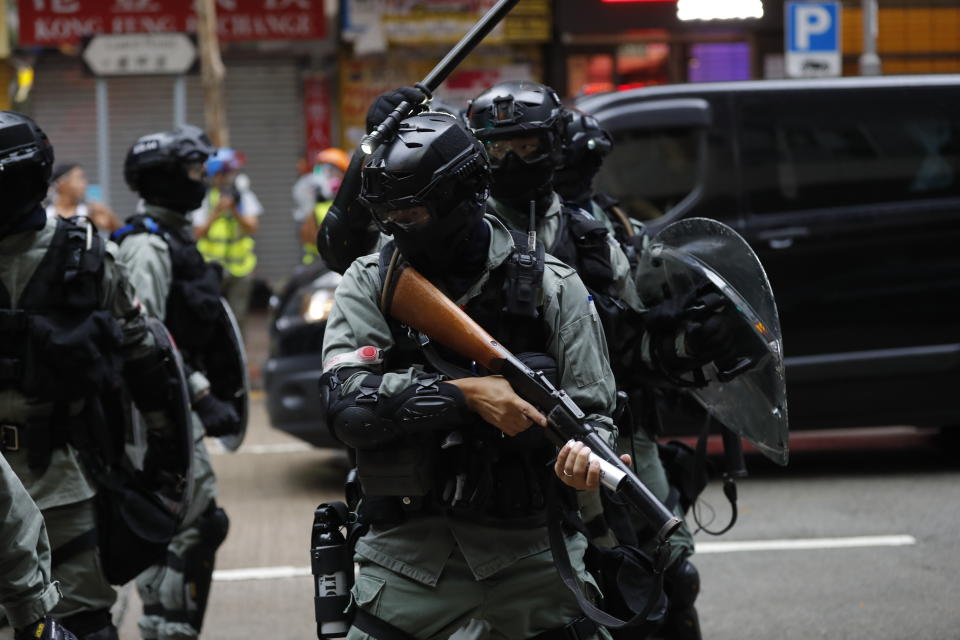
left=481, top=132, right=552, bottom=168
left=369, top=203, right=434, bottom=232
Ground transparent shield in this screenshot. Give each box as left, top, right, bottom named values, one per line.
left=210, top=297, right=250, bottom=452
left=640, top=217, right=789, bottom=465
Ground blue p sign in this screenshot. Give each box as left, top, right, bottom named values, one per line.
left=788, top=2, right=839, bottom=53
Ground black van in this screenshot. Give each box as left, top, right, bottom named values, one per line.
left=577, top=76, right=960, bottom=432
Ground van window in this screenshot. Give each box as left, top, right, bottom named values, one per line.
left=738, top=88, right=960, bottom=214
left=596, top=127, right=700, bottom=220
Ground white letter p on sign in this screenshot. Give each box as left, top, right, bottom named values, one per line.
left=795, top=5, right=831, bottom=50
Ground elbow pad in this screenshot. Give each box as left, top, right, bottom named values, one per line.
left=325, top=372, right=466, bottom=449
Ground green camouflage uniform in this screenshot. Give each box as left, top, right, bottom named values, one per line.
left=0, top=215, right=163, bottom=619
left=0, top=453, right=61, bottom=628
left=115, top=205, right=219, bottom=640
left=323, top=216, right=615, bottom=640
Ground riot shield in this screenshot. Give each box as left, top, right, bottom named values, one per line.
left=202, top=297, right=250, bottom=451
left=637, top=217, right=789, bottom=465
left=125, top=318, right=195, bottom=522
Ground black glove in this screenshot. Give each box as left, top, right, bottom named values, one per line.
left=194, top=392, right=240, bottom=437
left=645, top=287, right=735, bottom=374
left=15, top=617, right=79, bottom=640
left=682, top=303, right=735, bottom=364
left=366, top=86, right=428, bottom=134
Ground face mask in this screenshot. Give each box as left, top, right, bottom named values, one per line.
left=393, top=197, right=486, bottom=278
left=490, top=153, right=554, bottom=202
left=554, top=163, right=599, bottom=204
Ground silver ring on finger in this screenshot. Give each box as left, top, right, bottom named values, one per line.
left=562, top=469, right=574, bottom=477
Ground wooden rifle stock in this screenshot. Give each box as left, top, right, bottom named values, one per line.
left=383, top=262, right=507, bottom=372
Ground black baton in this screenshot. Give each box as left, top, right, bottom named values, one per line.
left=358, top=0, right=521, bottom=154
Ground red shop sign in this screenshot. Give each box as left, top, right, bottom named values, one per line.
left=19, top=0, right=326, bottom=47
left=303, top=74, right=332, bottom=162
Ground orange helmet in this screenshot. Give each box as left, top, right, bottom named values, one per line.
left=314, top=148, right=350, bottom=173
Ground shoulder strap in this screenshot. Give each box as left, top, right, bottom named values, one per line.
left=377, top=241, right=400, bottom=314
left=111, top=214, right=162, bottom=244
left=61, top=218, right=105, bottom=282
left=547, top=480, right=668, bottom=631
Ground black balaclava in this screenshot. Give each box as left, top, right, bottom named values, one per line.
left=490, top=155, right=555, bottom=215
left=0, top=164, right=50, bottom=238
left=392, top=194, right=489, bottom=288
left=554, top=157, right=601, bottom=209
left=139, top=165, right=208, bottom=214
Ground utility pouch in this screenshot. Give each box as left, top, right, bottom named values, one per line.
left=354, top=435, right=436, bottom=497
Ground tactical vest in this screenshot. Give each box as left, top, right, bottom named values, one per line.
left=544, top=204, right=642, bottom=378
left=196, top=188, right=257, bottom=278
left=0, top=217, right=124, bottom=471
left=112, top=215, right=223, bottom=362
left=362, top=232, right=559, bottom=527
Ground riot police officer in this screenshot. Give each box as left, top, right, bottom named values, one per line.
left=322, top=112, right=623, bottom=639
left=1, top=454, right=77, bottom=640
left=112, top=125, right=236, bottom=640
left=467, top=82, right=717, bottom=640
left=554, top=108, right=644, bottom=247
left=0, top=112, right=192, bottom=640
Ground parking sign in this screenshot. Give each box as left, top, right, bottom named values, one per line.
left=785, top=1, right=841, bottom=78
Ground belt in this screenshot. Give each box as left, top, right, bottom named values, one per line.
left=1, top=424, right=20, bottom=451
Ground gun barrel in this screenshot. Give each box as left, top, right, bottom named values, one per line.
left=386, top=265, right=681, bottom=543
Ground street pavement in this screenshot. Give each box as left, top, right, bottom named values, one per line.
left=106, top=399, right=960, bottom=639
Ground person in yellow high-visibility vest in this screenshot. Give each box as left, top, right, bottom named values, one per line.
left=298, top=148, right=349, bottom=265
left=194, top=148, right=262, bottom=332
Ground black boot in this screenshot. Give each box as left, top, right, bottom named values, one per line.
left=58, top=609, right=117, bottom=640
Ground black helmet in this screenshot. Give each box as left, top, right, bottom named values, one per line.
left=124, top=124, right=215, bottom=213
left=555, top=108, right=613, bottom=204
left=0, top=111, right=55, bottom=227
left=466, top=81, right=565, bottom=202
left=425, top=97, right=466, bottom=123
left=360, top=112, right=490, bottom=275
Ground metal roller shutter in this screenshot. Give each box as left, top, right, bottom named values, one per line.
left=31, top=53, right=304, bottom=287
left=220, top=59, right=304, bottom=287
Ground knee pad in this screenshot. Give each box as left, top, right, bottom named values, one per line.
left=665, top=558, right=701, bottom=610
left=176, top=504, right=228, bottom=632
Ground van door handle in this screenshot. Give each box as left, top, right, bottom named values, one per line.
left=756, top=226, right=809, bottom=250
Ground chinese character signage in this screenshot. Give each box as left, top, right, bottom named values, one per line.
left=342, top=0, right=549, bottom=53
left=20, top=0, right=326, bottom=47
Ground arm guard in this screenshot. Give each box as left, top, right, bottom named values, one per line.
left=315, top=202, right=380, bottom=275
left=324, top=371, right=467, bottom=449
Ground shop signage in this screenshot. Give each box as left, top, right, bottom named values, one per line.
left=82, top=33, right=197, bottom=76
left=342, top=0, right=549, bottom=53
left=20, top=0, right=326, bottom=47
left=785, top=1, right=841, bottom=77
left=303, top=74, right=333, bottom=162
